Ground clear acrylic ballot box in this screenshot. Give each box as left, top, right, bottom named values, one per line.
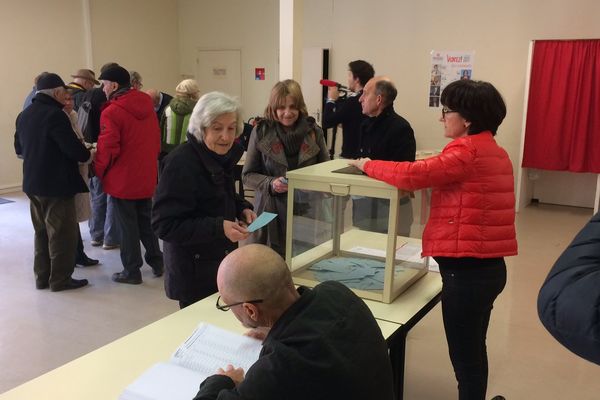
left=285, top=159, right=428, bottom=304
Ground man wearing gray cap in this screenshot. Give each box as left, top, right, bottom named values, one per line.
left=14, top=73, right=92, bottom=292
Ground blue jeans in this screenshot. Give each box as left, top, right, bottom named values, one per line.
left=88, top=176, right=120, bottom=245
left=435, top=257, right=507, bottom=400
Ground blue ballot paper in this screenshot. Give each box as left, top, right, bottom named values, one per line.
left=247, top=212, right=278, bottom=232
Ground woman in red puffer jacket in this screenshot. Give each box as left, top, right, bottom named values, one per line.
left=350, top=79, right=517, bottom=400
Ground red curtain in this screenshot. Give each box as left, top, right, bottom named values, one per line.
left=522, top=39, right=600, bottom=173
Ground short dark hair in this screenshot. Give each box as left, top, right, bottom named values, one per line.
left=441, top=80, right=506, bottom=135
left=374, top=80, right=397, bottom=107
left=348, top=60, right=375, bottom=87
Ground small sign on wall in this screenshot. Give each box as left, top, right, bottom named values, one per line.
left=213, top=67, right=227, bottom=78
left=255, top=68, right=265, bottom=81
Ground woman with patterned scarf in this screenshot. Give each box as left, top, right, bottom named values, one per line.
left=242, top=79, right=329, bottom=256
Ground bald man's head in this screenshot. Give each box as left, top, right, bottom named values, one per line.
left=218, top=244, right=294, bottom=303
left=217, top=244, right=299, bottom=328
left=145, top=89, right=160, bottom=106
left=360, top=76, right=396, bottom=117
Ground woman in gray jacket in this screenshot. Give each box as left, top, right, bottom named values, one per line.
left=242, top=80, right=329, bottom=256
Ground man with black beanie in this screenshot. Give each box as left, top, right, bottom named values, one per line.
left=95, top=65, right=164, bottom=284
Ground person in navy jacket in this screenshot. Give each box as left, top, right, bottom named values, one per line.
left=538, top=212, right=600, bottom=365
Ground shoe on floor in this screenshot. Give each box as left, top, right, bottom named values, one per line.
left=152, top=266, right=164, bottom=278
left=112, top=271, right=142, bottom=285
left=76, top=255, right=100, bottom=267
left=102, top=243, right=119, bottom=250
left=90, top=240, right=103, bottom=247
left=50, top=278, right=89, bottom=292
left=490, top=396, right=506, bottom=400
left=36, top=281, right=49, bottom=290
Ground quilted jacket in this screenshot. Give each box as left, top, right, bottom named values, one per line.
left=364, top=131, right=517, bottom=258
left=95, top=89, right=160, bottom=199
left=538, top=212, right=600, bottom=365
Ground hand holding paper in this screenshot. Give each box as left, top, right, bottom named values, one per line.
left=247, top=212, right=277, bottom=233
left=224, top=220, right=249, bottom=243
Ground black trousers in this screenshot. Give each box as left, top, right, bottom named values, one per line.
left=435, top=257, right=507, bottom=400
left=111, top=197, right=163, bottom=278
left=75, top=225, right=86, bottom=262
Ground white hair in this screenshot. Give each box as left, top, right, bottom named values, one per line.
left=188, top=92, right=243, bottom=142
left=36, top=87, right=65, bottom=101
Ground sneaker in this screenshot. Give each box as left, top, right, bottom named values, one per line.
left=90, top=240, right=103, bottom=247
left=102, top=243, right=119, bottom=250
left=112, top=271, right=142, bottom=285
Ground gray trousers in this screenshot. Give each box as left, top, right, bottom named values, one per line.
left=27, top=194, right=77, bottom=289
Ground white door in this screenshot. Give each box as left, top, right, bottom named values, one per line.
left=301, top=47, right=328, bottom=125
left=196, top=50, right=242, bottom=99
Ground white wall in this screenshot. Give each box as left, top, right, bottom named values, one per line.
left=89, top=0, right=179, bottom=93
left=177, top=0, right=280, bottom=121
left=0, top=0, right=86, bottom=191
left=303, top=0, right=600, bottom=208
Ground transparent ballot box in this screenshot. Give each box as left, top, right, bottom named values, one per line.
left=285, top=159, right=428, bottom=304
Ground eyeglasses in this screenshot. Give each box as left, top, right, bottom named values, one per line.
left=215, top=295, right=264, bottom=312
left=441, top=107, right=458, bottom=118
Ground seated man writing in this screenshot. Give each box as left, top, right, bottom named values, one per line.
left=194, top=244, right=394, bottom=400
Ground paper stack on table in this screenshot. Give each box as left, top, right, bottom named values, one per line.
left=119, top=323, right=262, bottom=400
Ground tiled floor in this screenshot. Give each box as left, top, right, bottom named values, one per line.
left=1, top=191, right=598, bottom=399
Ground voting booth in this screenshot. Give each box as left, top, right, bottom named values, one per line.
left=285, top=159, right=428, bottom=304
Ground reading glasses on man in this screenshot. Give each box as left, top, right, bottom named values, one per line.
left=441, top=107, right=458, bottom=118
left=216, top=295, right=264, bottom=311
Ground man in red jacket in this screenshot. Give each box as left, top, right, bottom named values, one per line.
left=95, top=65, right=164, bottom=284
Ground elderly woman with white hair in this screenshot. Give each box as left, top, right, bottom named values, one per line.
left=152, top=91, right=256, bottom=309
left=160, top=78, right=201, bottom=157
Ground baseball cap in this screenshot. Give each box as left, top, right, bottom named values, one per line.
left=36, top=73, right=68, bottom=90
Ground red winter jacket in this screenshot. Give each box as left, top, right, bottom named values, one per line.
left=95, top=89, right=160, bottom=199
left=364, top=132, right=517, bottom=258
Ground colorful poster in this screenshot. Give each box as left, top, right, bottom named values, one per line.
left=255, top=68, right=265, bottom=81
left=429, top=50, right=474, bottom=107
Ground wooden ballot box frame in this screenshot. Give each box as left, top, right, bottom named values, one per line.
left=285, top=159, right=428, bottom=304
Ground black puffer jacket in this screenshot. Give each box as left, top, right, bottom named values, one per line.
left=538, top=212, right=600, bottom=365
left=152, top=134, right=252, bottom=302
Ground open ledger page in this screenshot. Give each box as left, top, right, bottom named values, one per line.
left=119, top=323, right=262, bottom=400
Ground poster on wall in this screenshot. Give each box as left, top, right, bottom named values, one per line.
left=429, top=50, right=474, bottom=107
left=255, top=68, right=265, bottom=81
